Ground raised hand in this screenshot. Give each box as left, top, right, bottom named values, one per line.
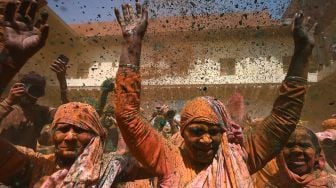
left=2, top=0, right=49, bottom=63
left=286, top=12, right=317, bottom=78
left=96, top=78, right=115, bottom=116
left=50, top=59, right=67, bottom=79
left=50, top=56, right=69, bottom=104
left=0, top=0, right=49, bottom=95
left=5, top=83, right=26, bottom=105
left=101, top=78, right=115, bottom=93
left=114, top=0, right=148, bottom=41
left=292, top=12, right=317, bottom=52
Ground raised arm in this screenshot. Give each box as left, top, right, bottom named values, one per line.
left=50, top=57, right=69, bottom=104
left=244, top=12, right=316, bottom=173
left=161, top=106, right=180, bottom=134
left=0, top=1, right=49, bottom=95
left=114, top=1, right=173, bottom=179
left=0, top=136, right=55, bottom=187
left=0, top=138, right=25, bottom=184
left=0, top=137, right=34, bottom=186
left=0, top=83, right=25, bottom=121
left=96, top=78, right=114, bottom=116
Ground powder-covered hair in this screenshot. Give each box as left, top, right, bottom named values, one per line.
left=296, top=125, right=321, bottom=154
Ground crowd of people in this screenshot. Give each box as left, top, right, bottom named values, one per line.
left=0, top=0, right=335, bottom=187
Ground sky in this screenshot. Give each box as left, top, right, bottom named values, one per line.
left=48, top=0, right=292, bottom=23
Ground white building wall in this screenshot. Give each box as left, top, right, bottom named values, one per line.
left=66, top=34, right=318, bottom=87
left=144, top=57, right=317, bottom=85
left=67, top=62, right=118, bottom=87
left=66, top=57, right=317, bottom=87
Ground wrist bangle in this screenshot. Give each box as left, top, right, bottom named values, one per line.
left=285, top=76, right=307, bottom=84
left=119, top=64, right=140, bottom=71
left=3, top=98, right=13, bottom=106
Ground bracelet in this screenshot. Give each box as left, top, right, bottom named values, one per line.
left=285, top=76, right=307, bottom=84
left=3, top=98, right=14, bottom=107
left=119, top=64, right=140, bottom=71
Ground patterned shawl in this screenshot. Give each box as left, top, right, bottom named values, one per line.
left=41, top=102, right=107, bottom=187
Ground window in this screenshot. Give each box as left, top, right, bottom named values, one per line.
left=219, top=58, right=236, bottom=76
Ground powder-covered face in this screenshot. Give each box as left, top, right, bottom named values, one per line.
left=183, top=121, right=224, bottom=164
left=283, top=129, right=319, bottom=176
left=53, top=123, right=94, bottom=162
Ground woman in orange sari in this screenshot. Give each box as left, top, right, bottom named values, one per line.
left=0, top=102, right=152, bottom=187
left=113, top=1, right=316, bottom=187
left=253, top=125, right=336, bottom=187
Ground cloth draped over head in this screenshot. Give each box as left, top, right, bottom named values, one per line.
left=275, top=126, right=336, bottom=187
left=322, top=118, right=336, bottom=130
left=43, top=102, right=107, bottom=188
left=275, top=151, right=336, bottom=187
left=180, top=96, right=244, bottom=145
left=51, top=102, right=106, bottom=138
left=178, top=96, right=253, bottom=188
left=254, top=126, right=336, bottom=188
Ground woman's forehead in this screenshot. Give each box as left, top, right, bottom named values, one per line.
left=55, top=123, right=72, bottom=127
left=289, top=129, right=313, bottom=142
left=188, top=121, right=220, bottom=128
left=54, top=123, right=90, bottom=131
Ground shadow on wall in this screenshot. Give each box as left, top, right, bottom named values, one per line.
left=302, top=74, right=336, bottom=132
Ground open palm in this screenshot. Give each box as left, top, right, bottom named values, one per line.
left=2, top=0, right=49, bottom=63
left=292, top=12, right=317, bottom=50
left=114, top=0, right=148, bottom=40
left=0, top=0, right=49, bottom=94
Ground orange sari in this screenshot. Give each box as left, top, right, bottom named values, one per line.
left=115, top=67, right=307, bottom=187
left=253, top=152, right=336, bottom=187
